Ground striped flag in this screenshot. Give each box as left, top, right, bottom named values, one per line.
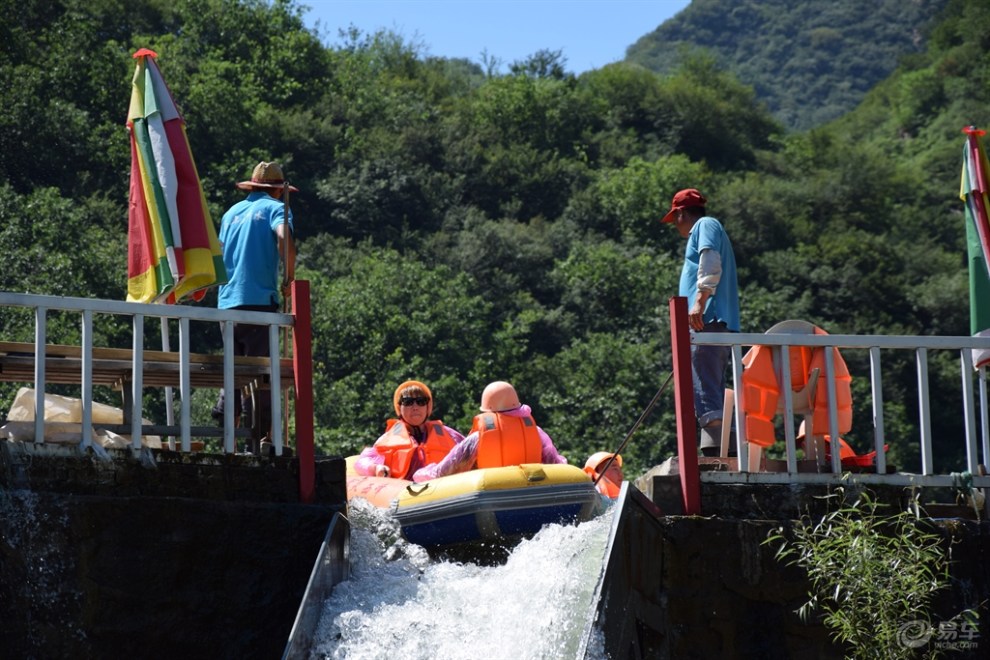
left=127, top=48, right=225, bottom=303
left=961, top=126, right=990, bottom=368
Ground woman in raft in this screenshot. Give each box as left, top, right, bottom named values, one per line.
left=353, top=380, right=466, bottom=480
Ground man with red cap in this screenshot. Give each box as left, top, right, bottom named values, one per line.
left=661, top=188, right=740, bottom=456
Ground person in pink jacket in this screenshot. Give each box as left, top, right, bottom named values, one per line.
left=412, top=381, right=567, bottom=483
left=354, top=380, right=465, bottom=480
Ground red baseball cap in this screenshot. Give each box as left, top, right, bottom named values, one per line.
left=661, top=188, right=707, bottom=223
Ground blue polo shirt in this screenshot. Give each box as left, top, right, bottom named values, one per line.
left=217, top=192, right=294, bottom=309
left=678, top=216, right=740, bottom=331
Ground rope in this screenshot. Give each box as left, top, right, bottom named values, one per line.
left=593, top=371, right=674, bottom=485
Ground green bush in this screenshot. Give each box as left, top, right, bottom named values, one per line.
left=766, top=490, right=975, bottom=659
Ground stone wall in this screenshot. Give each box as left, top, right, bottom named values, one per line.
left=0, top=441, right=346, bottom=503
left=0, top=442, right=348, bottom=658
left=6, top=441, right=988, bottom=658
left=649, top=516, right=989, bottom=658
left=625, top=473, right=990, bottom=659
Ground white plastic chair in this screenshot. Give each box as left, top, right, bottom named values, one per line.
left=721, top=320, right=826, bottom=470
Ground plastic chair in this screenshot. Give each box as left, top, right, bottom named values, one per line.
left=721, top=320, right=828, bottom=469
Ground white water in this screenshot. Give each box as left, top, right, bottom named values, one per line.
left=311, top=500, right=614, bottom=659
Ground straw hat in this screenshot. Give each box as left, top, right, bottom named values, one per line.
left=236, top=161, right=299, bottom=192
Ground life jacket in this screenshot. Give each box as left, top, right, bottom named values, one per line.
left=741, top=326, right=853, bottom=448
left=583, top=467, right=622, bottom=498
left=374, top=419, right=457, bottom=479
left=472, top=412, right=543, bottom=468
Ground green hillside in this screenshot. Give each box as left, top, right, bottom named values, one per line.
left=0, top=0, right=988, bottom=479
left=627, top=0, right=950, bottom=131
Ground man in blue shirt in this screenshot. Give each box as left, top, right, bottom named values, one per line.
left=211, top=161, right=296, bottom=442
left=661, top=188, right=740, bottom=456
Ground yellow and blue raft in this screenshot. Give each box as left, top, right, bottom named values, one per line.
left=346, top=458, right=603, bottom=548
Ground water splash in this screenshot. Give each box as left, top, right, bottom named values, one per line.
left=0, top=489, right=86, bottom=647
left=312, top=500, right=614, bottom=659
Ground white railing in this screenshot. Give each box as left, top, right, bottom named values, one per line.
left=691, top=329, right=990, bottom=488
left=0, top=291, right=295, bottom=455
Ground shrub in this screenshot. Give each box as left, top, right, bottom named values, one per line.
left=766, top=490, right=975, bottom=659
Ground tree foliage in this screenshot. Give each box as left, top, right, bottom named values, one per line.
left=627, top=0, right=952, bottom=131
left=1, top=0, right=989, bottom=479
left=766, top=491, right=974, bottom=658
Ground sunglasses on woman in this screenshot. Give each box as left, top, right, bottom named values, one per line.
left=399, top=396, right=430, bottom=407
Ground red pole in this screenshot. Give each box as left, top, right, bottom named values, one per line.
left=669, top=296, right=700, bottom=515
left=291, top=280, right=315, bottom=503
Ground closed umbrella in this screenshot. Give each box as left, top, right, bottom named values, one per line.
left=126, top=48, right=226, bottom=444
left=127, top=48, right=225, bottom=303
left=960, top=126, right=990, bottom=368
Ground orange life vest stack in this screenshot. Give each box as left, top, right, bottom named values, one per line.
left=740, top=322, right=853, bottom=450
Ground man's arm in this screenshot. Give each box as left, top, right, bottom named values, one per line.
left=688, top=290, right=711, bottom=331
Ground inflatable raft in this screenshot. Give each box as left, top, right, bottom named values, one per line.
left=346, top=457, right=603, bottom=549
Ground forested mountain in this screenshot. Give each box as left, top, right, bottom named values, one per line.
left=627, top=0, right=950, bottom=130
left=1, top=0, right=988, bottom=479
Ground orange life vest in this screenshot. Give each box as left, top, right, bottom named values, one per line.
left=741, top=326, right=853, bottom=448
left=472, top=412, right=543, bottom=468
left=374, top=419, right=457, bottom=479
left=583, top=467, right=622, bottom=498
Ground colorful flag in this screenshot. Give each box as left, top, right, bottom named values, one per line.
left=960, top=126, right=990, bottom=368
left=127, top=48, right=225, bottom=303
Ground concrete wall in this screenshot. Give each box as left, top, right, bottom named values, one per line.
left=0, top=441, right=346, bottom=503
left=6, top=441, right=988, bottom=659
left=607, top=475, right=990, bottom=659
left=0, top=442, right=348, bottom=658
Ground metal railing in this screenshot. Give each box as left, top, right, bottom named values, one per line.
left=0, top=284, right=316, bottom=502
left=668, top=297, right=990, bottom=511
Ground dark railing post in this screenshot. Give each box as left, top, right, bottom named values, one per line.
left=669, top=296, right=700, bottom=515
left=291, top=280, right=315, bottom=503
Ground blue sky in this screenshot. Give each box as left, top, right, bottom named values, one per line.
left=301, top=0, right=691, bottom=74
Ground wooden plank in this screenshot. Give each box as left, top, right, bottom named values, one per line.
left=95, top=424, right=252, bottom=438
left=0, top=342, right=293, bottom=389
left=0, top=341, right=290, bottom=367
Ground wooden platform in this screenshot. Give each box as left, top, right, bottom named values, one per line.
left=0, top=341, right=294, bottom=390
